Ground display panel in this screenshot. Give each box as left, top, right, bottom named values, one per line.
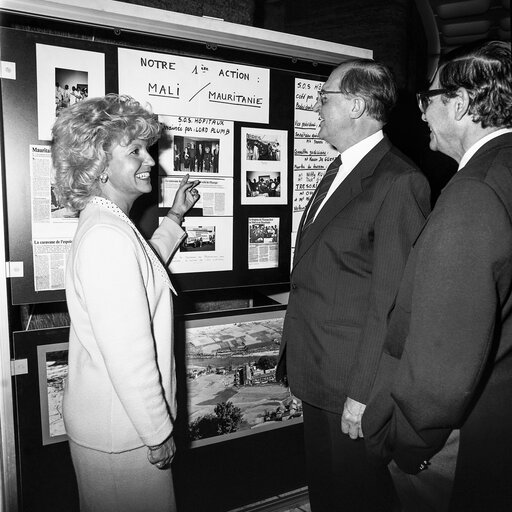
left=1, top=27, right=329, bottom=304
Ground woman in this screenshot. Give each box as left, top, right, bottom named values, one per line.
left=52, top=94, right=199, bottom=512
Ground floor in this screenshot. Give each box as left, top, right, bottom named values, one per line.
left=228, top=487, right=311, bottom=512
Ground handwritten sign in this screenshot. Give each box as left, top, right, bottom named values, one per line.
left=292, top=78, right=338, bottom=232
left=118, top=48, right=269, bottom=123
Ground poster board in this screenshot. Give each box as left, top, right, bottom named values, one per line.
left=1, top=27, right=341, bottom=304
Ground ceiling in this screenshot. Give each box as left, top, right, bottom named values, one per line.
left=418, top=0, right=510, bottom=76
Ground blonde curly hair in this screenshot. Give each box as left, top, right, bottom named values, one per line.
left=51, top=94, right=161, bottom=212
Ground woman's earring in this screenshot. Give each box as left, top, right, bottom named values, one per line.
left=99, top=172, right=109, bottom=184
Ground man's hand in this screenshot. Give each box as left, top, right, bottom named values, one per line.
left=341, top=397, right=366, bottom=440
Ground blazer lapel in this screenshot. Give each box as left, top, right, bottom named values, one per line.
left=293, top=137, right=392, bottom=270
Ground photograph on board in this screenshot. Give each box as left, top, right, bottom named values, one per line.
left=55, top=68, right=88, bottom=117
left=184, top=309, right=303, bottom=444
left=241, top=127, right=287, bottom=206
left=36, top=44, right=105, bottom=140
left=173, top=136, right=220, bottom=173
left=37, top=343, right=69, bottom=445
left=246, top=170, right=281, bottom=199
left=180, top=225, right=216, bottom=252
left=158, top=115, right=233, bottom=178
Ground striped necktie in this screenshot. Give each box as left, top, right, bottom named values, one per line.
left=301, top=155, right=341, bottom=232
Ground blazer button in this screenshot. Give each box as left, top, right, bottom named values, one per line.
left=291, top=283, right=297, bottom=290
left=419, top=460, right=430, bottom=471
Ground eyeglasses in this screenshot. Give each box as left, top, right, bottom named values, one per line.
left=317, top=89, right=344, bottom=105
left=416, top=88, right=453, bottom=113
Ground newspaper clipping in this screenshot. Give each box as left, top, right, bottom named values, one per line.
left=248, top=217, right=279, bottom=270
left=30, top=145, right=78, bottom=291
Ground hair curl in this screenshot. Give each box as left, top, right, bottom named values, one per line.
left=438, top=41, right=512, bottom=129
left=51, top=94, right=161, bottom=212
left=336, top=58, right=397, bottom=123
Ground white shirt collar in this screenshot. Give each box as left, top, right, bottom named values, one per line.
left=308, top=130, right=384, bottom=222
left=340, top=130, right=384, bottom=172
left=458, top=128, right=512, bottom=171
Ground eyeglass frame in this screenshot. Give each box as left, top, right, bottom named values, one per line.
left=416, top=88, right=455, bottom=113
left=317, top=89, right=345, bottom=105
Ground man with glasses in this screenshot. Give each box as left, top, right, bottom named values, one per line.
left=277, top=58, right=430, bottom=511
left=364, top=41, right=512, bottom=511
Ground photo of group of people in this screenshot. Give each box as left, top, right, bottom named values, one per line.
left=246, top=133, right=281, bottom=161
left=174, top=136, right=220, bottom=173
left=241, top=127, right=287, bottom=206
left=37, top=44, right=104, bottom=140
left=249, top=222, right=278, bottom=244
left=246, top=171, right=281, bottom=198
left=55, top=68, right=88, bottom=117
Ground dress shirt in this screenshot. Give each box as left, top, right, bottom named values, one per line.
left=312, top=130, right=384, bottom=221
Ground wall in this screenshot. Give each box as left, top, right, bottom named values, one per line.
left=255, top=0, right=458, bottom=200
left=122, top=0, right=256, bottom=24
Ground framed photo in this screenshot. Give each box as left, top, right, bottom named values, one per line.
left=37, top=342, right=69, bottom=445
left=241, top=127, right=288, bottom=205
left=36, top=44, right=105, bottom=140
left=182, top=306, right=302, bottom=447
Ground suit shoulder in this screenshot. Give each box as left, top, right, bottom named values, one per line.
left=437, top=175, right=511, bottom=227
left=384, top=144, right=421, bottom=174
left=376, top=145, right=428, bottom=189
left=451, top=143, right=512, bottom=214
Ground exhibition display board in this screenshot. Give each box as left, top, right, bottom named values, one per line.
left=1, top=24, right=346, bottom=304
left=0, top=2, right=371, bottom=510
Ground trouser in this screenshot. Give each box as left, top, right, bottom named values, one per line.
left=302, top=402, right=398, bottom=512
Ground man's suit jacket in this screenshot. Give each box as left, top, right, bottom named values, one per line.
left=363, top=133, right=512, bottom=511
left=277, top=136, right=431, bottom=413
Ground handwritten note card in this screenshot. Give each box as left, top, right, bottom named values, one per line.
left=292, top=78, right=338, bottom=233
left=118, top=48, right=269, bottom=123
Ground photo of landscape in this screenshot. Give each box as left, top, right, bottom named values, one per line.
left=185, top=310, right=302, bottom=441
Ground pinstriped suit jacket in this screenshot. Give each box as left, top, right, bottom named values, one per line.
left=277, top=136, right=431, bottom=413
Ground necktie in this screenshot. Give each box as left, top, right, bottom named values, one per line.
left=301, top=155, right=341, bottom=232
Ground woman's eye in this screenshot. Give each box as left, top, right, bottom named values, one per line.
left=131, top=148, right=140, bottom=155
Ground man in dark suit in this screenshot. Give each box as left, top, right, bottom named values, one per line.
left=277, top=58, right=431, bottom=511
left=363, top=41, right=512, bottom=512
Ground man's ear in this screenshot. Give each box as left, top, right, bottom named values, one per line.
left=454, top=87, right=470, bottom=121
left=350, top=97, right=366, bottom=119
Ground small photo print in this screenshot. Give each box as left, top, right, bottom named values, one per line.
left=173, top=136, right=220, bottom=174
left=245, top=132, right=282, bottom=161
left=55, top=68, right=88, bottom=117
left=180, top=226, right=216, bottom=252
left=246, top=171, right=281, bottom=198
